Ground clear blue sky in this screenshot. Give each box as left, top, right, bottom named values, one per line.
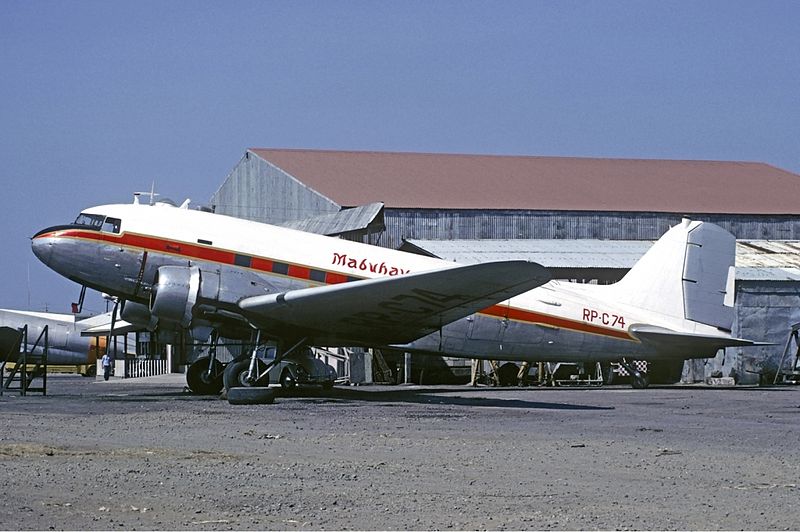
left=2, top=0, right=799, bottom=314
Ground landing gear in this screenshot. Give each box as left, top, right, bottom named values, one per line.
left=223, top=356, right=269, bottom=389
left=186, top=356, right=224, bottom=395
left=631, top=373, right=649, bottom=389
left=619, top=359, right=650, bottom=389
left=280, top=366, right=297, bottom=389
left=223, top=333, right=309, bottom=405
left=186, top=330, right=224, bottom=395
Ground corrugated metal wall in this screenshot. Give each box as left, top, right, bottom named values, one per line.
left=211, top=152, right=340, bottom=224
left=382, top=210, right=800, bottom=250
left=683, top=281, right=800, bottom=385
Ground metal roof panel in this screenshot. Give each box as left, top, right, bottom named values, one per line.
left=249, top=148, right=800, bottom=214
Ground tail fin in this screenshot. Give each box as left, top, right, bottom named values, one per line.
left=610, top=219, right=736, bottom=331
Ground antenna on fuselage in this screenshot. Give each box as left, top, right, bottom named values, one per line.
left=133, top=182, right=160, bottom=205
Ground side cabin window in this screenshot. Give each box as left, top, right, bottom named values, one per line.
left=102, top=217, right=121, bottom=233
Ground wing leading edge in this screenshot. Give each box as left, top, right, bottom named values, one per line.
left=238, top=260, right=551, bottom=345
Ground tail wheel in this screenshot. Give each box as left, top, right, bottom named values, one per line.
left=631, top=373, right=650, bottom=389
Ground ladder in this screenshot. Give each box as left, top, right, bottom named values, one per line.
left=1, top=324, right=49, bottom=396
left=372, top=349, right=394, bottom=384
left=774, top=323, right=800, bottom=385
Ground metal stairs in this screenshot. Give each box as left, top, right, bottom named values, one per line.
left=774, top=323, right=800, bottom=385
left=1, top=324, right=49, bottom=396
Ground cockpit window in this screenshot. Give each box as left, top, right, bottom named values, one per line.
left=102, top=217, right=121, bottom=233
left=73, top=213, right=104, bottom=229
left=72, top=213, right=121, bottom=233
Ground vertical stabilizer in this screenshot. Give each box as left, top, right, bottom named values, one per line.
left=610, top=219, right=736, bottom=331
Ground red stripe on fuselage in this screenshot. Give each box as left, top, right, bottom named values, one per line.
left=39, top=229, right=635, bottom=341
left=482, top=305, right=632, bottom=340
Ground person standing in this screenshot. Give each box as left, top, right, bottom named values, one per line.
left=101, top=352, right=112, bottom=381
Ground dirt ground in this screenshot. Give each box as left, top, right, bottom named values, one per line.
left=1, top=374, right=798, bottom=531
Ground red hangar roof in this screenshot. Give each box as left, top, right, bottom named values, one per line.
left=249, top=148, right=800, bottom=214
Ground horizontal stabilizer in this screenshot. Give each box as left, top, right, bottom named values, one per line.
left=239, top=260, right=550, bottom=345
left=630, top=324, right=770, bottom=360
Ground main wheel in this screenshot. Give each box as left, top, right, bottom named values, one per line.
left=227, top=386, right=275, bottom=405
left=186, top=357, right=224, bottom=395
left=223, top=357, right=269, bottom=391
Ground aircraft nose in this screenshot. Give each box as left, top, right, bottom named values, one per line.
left=31, top=228, right=56, bottom=265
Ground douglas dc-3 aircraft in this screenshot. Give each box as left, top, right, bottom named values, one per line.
left=31, top=197, right=758, bottom=400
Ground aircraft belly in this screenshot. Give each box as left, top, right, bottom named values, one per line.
left=409, top=314, right=651, bottom=363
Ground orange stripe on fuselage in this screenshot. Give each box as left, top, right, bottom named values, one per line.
left=39, top=229, right=635, bottom=341
left=481, top=305, right=633, bottom=340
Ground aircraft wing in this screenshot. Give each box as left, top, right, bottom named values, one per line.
left=238, top=260, right=550, bottom=345
left=629, top=324, right=770, bottom=359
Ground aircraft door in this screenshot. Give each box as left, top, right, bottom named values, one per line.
left=466, top=310, right=509, bottom=355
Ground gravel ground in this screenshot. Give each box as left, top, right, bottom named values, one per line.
left=1, top=374, right=798, bottom=531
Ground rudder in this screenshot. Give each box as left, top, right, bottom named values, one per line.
left=609, top=219, right=736, bottom=331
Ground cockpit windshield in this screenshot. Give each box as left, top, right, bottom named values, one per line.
left=73, top=213, right=121, bottom=233
left=74, top=213, right=104, bottom=228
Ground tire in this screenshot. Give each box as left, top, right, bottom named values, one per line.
left=496, top=363, right=519, bottom=387
left=227, top=386, right=275, bottom=405
left=631, top=373, right=650, bottom=389
left=223, top=357, right=269, bottom=391
left=186, top=357, right=224, bottom=395
left=280, top=366, right=297, bottom=389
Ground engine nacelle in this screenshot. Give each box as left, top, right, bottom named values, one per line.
left=119, top=300, right=158, bottom=331
left=150, top=266, right=202, bottom=328
left=147, top=265, right=261, bottom=340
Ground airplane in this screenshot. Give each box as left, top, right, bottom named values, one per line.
left=30, top=197, right=759, bottom=402
left=0, top=309, right=119, bottom=376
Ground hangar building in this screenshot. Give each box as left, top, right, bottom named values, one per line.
left=210, top=149, right=800, bottom=384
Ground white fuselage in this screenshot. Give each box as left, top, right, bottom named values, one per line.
left=31, top=202, right=730, bottom=363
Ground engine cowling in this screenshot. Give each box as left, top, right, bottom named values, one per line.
left=150, top=266, right=203, bottom=328
left=147, top=265, right=260, bottom=340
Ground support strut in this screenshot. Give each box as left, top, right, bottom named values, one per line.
left=245, top=331, right=309, bottom=384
